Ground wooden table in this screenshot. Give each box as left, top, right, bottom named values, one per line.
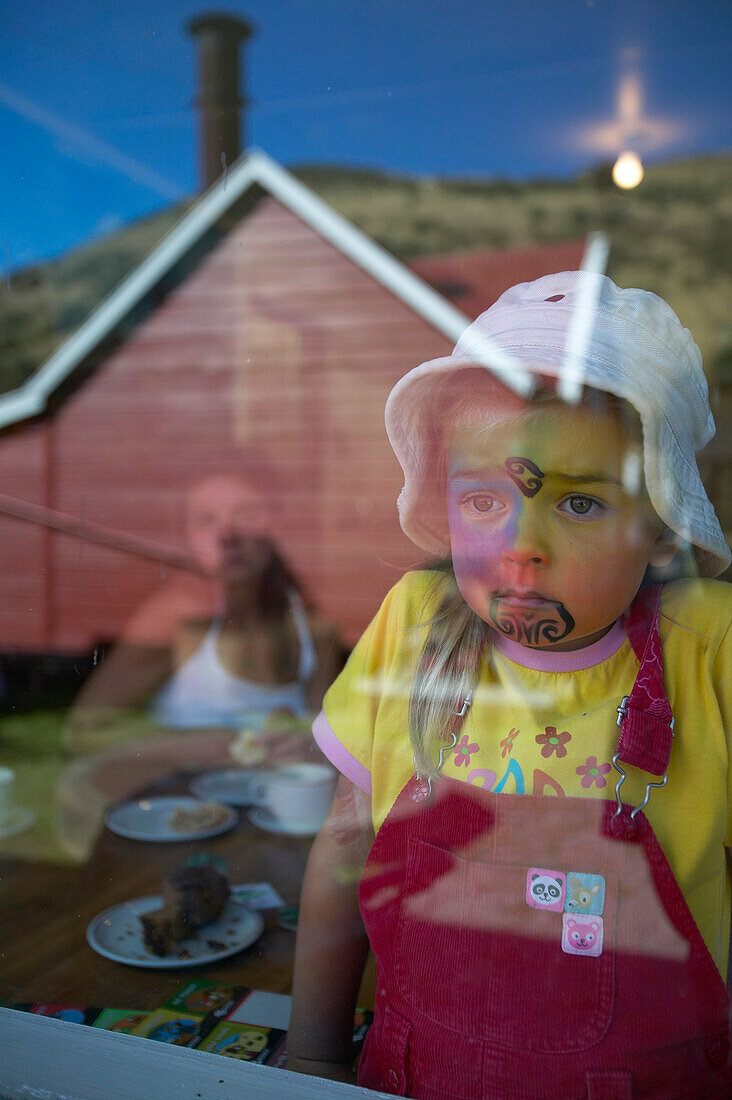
left=0, top=770, right=321, bottom=1012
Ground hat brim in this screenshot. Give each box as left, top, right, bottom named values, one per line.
left=385, top=352, right=731, bottom=578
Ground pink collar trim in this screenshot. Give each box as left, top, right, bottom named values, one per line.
left=491, top=619, right=627, bottom=672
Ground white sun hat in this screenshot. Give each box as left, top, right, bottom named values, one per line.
left=385, top=270, right=730, bottom=577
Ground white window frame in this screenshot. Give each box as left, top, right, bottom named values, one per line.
left=0, top=1008, right=386, bottom=1100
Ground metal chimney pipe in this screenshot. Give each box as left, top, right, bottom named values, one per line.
left=187, top=12, right=254, bottom=190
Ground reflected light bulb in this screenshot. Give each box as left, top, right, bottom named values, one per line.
left=612, top=150, right=644, bottom=189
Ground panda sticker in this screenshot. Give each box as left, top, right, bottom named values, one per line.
left=525, top=868, right=566, bottom=912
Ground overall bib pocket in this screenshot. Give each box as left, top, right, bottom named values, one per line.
left=394, top=837, right=616, bottom=1053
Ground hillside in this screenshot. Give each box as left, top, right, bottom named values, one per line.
left=1, top=153, right=730, bottom=395
left=300, top=156, right=731, bottom=375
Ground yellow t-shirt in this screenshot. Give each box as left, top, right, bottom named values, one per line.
left=319, top=570, right=732, bottom=975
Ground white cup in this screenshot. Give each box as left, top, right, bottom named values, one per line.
left=0, top=766, right=15, bottom=826
left=249, top=763, right=337, bottom=830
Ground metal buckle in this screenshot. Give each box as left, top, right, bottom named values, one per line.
left=616, top=695, right=630, bottom=728
left=612, top=696, right=674, bottom=819
left=414, top=731, right=458, bottom=797
left=413, top=693, right=471, bottom=793
left=454, top=693, right=472, bottom=718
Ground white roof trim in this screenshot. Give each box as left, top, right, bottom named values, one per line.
left=0, top=150, right=530, bottom=430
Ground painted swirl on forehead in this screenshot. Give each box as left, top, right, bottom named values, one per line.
left=488, top=598, right=575, bottom=645
left=505, top=457, right=545, bottom=498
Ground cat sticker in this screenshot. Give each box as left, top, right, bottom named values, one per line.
left=525, top=868, right=566, bottom=911
left=564, top=872, right=605, bottom=915
left=561, top=914, right=604, bottom=957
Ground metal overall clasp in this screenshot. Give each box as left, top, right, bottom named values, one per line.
left=611, top=695, right=675, bottom=820
left=413, top=692, right=472, bottom=800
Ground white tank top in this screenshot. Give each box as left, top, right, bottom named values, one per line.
left=150, top=592, right=317, bottom=729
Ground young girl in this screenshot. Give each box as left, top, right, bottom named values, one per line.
left=287, top=272, right=731, bottom=1098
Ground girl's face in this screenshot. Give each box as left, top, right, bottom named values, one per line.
left=446, top=403, right=667, bottom=651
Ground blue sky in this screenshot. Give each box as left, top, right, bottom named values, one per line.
left=1, top=0, right=730, bottom=267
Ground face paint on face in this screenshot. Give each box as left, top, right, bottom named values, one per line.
left=445, top=474, right=517, bottom=603
left=445, top=473, right=575, bottom=645
left=504, top=457, right=545, bottom=498
left=445, top=404, right=662, bottom=651
left=487, top=596, right=575, bottom=644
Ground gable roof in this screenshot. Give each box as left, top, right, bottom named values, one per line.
left=0, top=149, right=536, bottom=431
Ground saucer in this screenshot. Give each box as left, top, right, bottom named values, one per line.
left=189, top=769, right=273, bottom=806
left=247, top=805, right=322, bottom=837
left=104, top=797, right=237, bottom=842
left=0, top=806, right=36, bottom=839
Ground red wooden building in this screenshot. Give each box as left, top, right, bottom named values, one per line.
left=0, top=151, right=583, bottom=654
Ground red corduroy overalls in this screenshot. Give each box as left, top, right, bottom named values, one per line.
left=357, top=589, right=730, bottom=1099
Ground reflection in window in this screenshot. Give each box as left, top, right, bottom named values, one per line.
left=1, top=6, right=729, bottom=1097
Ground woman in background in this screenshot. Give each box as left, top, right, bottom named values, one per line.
left=64, top=471, right=343, bottom=754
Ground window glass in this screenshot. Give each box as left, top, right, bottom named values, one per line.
left=1, top=2, right=729, bottom=1095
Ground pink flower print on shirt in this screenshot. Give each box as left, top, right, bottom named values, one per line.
left=535, top=726, right=571, bottom=759
left=576, top=756, right=612, bottom=789
left=453, top=734, right=479, bottom=767
left=500, top=728, right=519, bottom=757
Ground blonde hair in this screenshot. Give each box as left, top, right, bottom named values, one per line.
left=409, top=564, right=487, bottom=779
left=406, top=370, right=654, bottom=779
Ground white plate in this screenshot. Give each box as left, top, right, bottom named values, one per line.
left=86, top=895, right=263, bottom=968
left=0, top=805, right=36, bottom=839
left=104, top=797, right=237, bottom=842
left=247, top=805, right=322, bottom=837
left=189, top=769, right=272, bottom=807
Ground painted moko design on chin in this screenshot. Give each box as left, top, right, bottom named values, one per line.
left=505, top=457, right=545, bottom=498
left=488, top=598, right=575, bottom=645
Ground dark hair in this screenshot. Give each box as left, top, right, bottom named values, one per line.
left=257, top=540, right=306, bottom=618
